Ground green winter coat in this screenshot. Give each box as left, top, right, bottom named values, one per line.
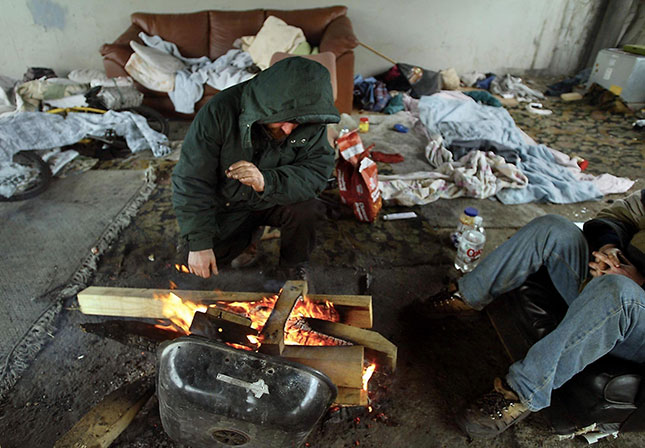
left=172, top=57, right=340, bottom=251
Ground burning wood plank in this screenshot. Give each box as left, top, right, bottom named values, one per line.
left=77, top=286, right=372, bottom=328
left=54, top=376, right=153, bottom=448
left=305, top=318, right=397, bottom=371
left=281, top=345, right=364, bottom=389
left=335, top=387, right=368, bottom=407
left=258, top=280, right=306, bottom=356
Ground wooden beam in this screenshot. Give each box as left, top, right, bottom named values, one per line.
left=335, top=387, right=368, bottom=407
left=54, top=377, right=153, bottom=448
left=77, top=286, right=372, bottom=328
left=306, top=318, right=397, bottom=371
left=281, top=345, right=364, bottom=389
left=258, top=280, right=306, bottom=356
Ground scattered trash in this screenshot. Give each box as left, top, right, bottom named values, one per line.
left=561, top=92, right=583, bottom=102
left=148, top=254, right=155, bottom=262
left=382, top=212, right=417, bottom=220
left=359, top=117, right=369, bottom=133
left=393, top=124, right=408, bottom=133
left=526, top=102, right=553, bottom=116
left=633, top=119, right=645, bottom=130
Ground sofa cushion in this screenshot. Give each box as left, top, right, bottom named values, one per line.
left=132, top=12, right=209, bottom=58
left=244, top=16, right=306, bottom=70
left=130, top=41, right=186, bottom=74
left=265, top=6, right=347, bottom=45
left=125, top=53, right=175, bottom=93
left=208, top=10, right=265, bottom=60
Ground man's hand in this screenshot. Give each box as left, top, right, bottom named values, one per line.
left=226, top=161, right=265, bottom=192
left=589, top=246, right=645, bottom=285
left=188, top=249, right=218, bottom=278
left=589, top=244, right=621, bottom=277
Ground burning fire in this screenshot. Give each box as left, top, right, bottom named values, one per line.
left=174, top=264, right=190, bottom=274
left=362, top=363, right=376, bottom=391
left=216, top=295, right=341, bottom=346
left=154, top=292, right=207, bottom=333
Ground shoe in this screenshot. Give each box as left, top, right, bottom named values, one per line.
left=285, top=264, right=313, bottom=293
left=230, top=242, right=258, bottom=268
left=423, top=286, right=477, bottom=318
left=456, top=377, right=531, bottom=439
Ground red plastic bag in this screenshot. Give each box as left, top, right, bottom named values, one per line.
left=336, top=130, right=382, bottom=222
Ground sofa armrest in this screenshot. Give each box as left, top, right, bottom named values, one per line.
left=319, top=15, right=358, bottom=58
left=100, top=23, right=144, bottom=78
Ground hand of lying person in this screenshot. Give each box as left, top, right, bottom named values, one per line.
left=589, top=247, right=645, bottom=286
left=188, top=249, right=218, bottom=278
left=226, top=161, right=265, bottom=192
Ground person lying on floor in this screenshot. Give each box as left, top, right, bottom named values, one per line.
left=172, top=57, right=339, bottom=282
left=426, top=189, right=645, bottom=438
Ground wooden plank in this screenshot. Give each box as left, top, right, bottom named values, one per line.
left=54, top=377, right=153, bottom=448
left=282, top=345, right=364, bottom=389
left=335, top=387, right=368, bottom=407
left=206, top=305, right=252, bottom=327
left=258, top=280, right=306, bottom=356
left=77, top=286, right=372, bottom=328
left=306, top=318, right=397, bottom=371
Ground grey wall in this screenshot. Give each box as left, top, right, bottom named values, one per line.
left=1, top=0, right=604, bottom=80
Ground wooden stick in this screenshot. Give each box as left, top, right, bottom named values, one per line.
left=77, top=286, right=372, bottom=328
left=258, top=280, right=306, bottom=356
left=335, top=387, right=368, bottom=407
left=358, top=41, right=397, bottom=65
left=306, top=318, right=397, bottom=371
left=54, top=377, right=153, bottom=448
left=282, top=345, right=364, bottom=389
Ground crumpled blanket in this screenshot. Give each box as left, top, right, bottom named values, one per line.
left=240, top=16, right=306, bottom=70
left=417, top=92, right=633, bottom=204
left=0, top=110, right=170, bottom=161
left=379, top=149, right=528, bottom=205
left=139, top=33, right=256, bottom=114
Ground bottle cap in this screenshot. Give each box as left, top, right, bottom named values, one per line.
left=360, top=117, right=369, bottom=122
left=464, top=207, right=478, bottom=217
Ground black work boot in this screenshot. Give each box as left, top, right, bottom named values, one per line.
left=423, top=284, right=478, bottom=318
left=457, top=377, right=531, bottom=438
left=285, top=264, right=312, bottom=292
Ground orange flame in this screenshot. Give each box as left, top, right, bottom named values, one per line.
left=154, top=292, right=207, bottom=332
left=169, top=280, right=178, bottom=290
left=174, top=264, right=190, bottom=274
left=215, top=295, right=341, bottom=346
left=362, top=363, right=376, bottom=391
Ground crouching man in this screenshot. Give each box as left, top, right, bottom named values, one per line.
left=172, top=57, right=339, bottom=282
left=427, top=190, right=645, bottom=438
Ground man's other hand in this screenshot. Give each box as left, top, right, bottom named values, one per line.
left=226, top=161, right=265, bottom=192
left=188, top=249, right=218, bottom=278
left=589, top=247, right=645, bottom=285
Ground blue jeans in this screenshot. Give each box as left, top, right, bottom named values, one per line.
left=458, top=215, right=645, bottom=411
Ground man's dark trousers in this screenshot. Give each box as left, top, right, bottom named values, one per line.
left=212, top=199, right=324, bottom=267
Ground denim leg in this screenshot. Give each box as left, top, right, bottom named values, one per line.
left=458, top=215, right=589, bottom=310
left=506, top=275, right=645, bottom=411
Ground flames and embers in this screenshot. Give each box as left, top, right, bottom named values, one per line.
left=154, top=290, right=347, bottom=347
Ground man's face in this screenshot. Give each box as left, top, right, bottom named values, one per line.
left=264, top=122, right=299, bottom=142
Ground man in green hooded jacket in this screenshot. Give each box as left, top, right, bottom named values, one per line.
left=172, top=57, right=340, bottom=279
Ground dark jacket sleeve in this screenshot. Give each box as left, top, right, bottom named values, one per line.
left=171, top=110, right=221, bottom=252
left=260, top=126, right=334, bottom=204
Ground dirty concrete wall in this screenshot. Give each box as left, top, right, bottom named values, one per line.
left=1, top=0, right=603, bottom=80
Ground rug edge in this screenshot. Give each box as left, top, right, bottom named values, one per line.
left=0, top=167, right=158, bottom=401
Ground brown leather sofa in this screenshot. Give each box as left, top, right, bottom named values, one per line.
left=100, top=6, right=358, bottom=116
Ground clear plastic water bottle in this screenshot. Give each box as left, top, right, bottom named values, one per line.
left=451, top=207, right=483, bottom=247
left=454, top=229, right=486, bottom=273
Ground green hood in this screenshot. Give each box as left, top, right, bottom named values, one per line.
left=238, top=57, right=340, bottom=148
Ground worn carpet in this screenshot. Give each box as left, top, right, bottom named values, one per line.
left=0, top=168, right=156, bottom=399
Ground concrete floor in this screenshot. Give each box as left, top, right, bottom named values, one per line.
left=0, top=90, right=643, bottom=447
